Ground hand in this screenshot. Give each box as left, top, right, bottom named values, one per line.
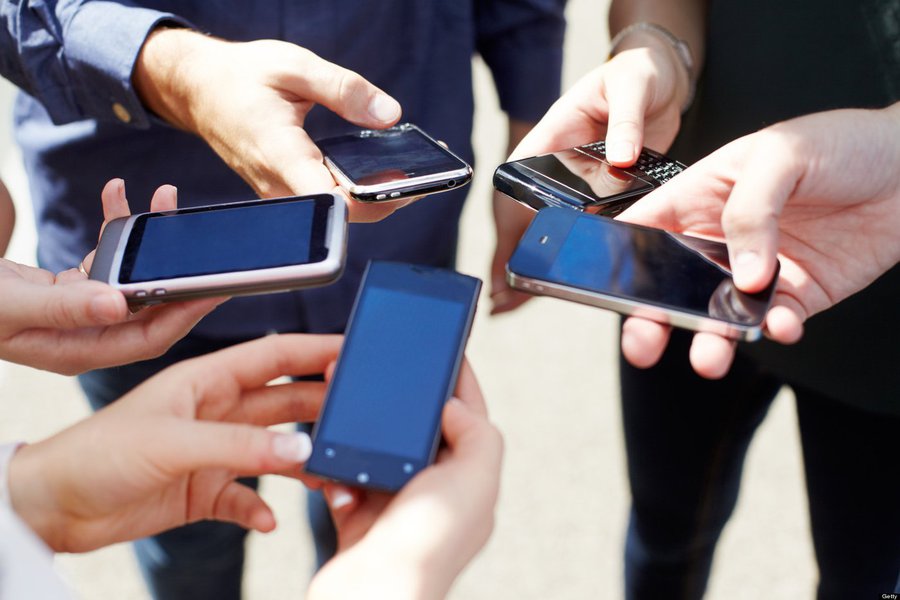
left=308, top=362, right=503, bottom=600
left=618, top=104, right=900, bottom=378
left=134, top=28, right=404, bottom=223
left=7, top=334, right=342, bottom=553
left=511, top=36, right=687, bottom=166
left=0, top=179, right=221, bottom=375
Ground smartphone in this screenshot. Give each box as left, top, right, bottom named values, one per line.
left=494, top=140, right=687, bottom=217
left=89, top=193, right=347, bottom=305
left=506, top=207, right=777, bottom=340
left=305, top=261, right=481, bottom=492
left=316, top=123, right=473, bottom=202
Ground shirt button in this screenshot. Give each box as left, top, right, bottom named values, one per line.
left=112, top=102, right=132, bottom=123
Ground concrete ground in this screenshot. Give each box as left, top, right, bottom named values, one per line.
left=0, top=1, right=817, bottom=597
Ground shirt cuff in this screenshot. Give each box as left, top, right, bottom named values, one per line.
left=62, top=2, right=192, bottom=128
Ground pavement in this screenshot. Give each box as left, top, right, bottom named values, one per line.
left=0, top=1, right=817, bottom=597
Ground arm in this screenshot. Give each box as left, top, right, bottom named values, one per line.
left=618, top=103, right=900, bottom=377
left=0, top=179, right=13, bottom=256
left=6, top=334, right=341, bottom=552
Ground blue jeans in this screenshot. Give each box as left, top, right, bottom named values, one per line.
left=78, top=333, right=337, bottom=600
left=620, top=328, right=900, bottom=600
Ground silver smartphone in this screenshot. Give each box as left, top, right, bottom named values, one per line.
left=89, top=193, right=347, bottom=306
left=316, top=123, right=472, bottom=202
left=506, top=207, right=777, bottom=340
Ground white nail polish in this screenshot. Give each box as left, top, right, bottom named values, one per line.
left=331, top=489, right=354, bottom=510
left=272, top=432, right=312, bottom=463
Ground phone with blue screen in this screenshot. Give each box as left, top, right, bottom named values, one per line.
left=89, top=193, right=347, bottom=305
left=305, top=261, right=481, bottom=492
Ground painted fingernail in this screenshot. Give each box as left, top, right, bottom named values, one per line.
left=272, top=432, right=312, bottom=463
left=607, top=141, right=635, bottom=164
left=330, top=488, right=354, bottom=510
left=368, top=94, right=401, bottom=123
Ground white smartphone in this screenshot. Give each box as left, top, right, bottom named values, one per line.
left=316, top=123, right=472, bottom=202
left=89, top=193, right=347, bottom=306
left=506, top=207, right=777, bottom=341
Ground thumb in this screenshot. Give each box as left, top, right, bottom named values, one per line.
left=8, top=278, right=129, bottom=330
left=288, top=50, right=401, bottom=128
left=602, top=73, right=652, bottom=166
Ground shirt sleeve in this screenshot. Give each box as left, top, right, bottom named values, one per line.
left=0, top=0, right=192, bottom=127
left=475, top=0, right=567, bottom=122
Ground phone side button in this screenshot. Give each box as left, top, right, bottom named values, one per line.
left=134, top=290, right=149, bottom=298
left=389, top=192, right=401, bottom=198
left=376, top=194, right=387, bottom=200
left=152, top=288, right=167, bottom=296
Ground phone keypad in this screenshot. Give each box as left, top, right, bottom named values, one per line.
left=581, top=141, right=684, bottom=183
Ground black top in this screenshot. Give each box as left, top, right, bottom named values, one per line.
left=670, top=0, right=900, bottom=413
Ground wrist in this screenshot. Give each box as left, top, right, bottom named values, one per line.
left=609, top=23, right=696, bottom=112
left=7, top=443, right=64, bottom=551
left=133, top=26, right=216, bottom=132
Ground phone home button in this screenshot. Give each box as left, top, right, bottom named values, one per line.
left=356, top=472, right=370, bottom=484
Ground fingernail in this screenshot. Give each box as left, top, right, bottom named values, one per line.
left=330, top=488, right=354, bottom=510
left=272, top=432, right=312, bottom=463
left=368, top=94, right=401, bottom=123
left=732, top=251, right=760, bottom=287
left=607, top=141, right=635, bottom=164
left=89, top=293, right=123, bottom=324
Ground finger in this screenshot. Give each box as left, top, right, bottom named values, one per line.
left=100, top=178, right=131, bottom=224
left=235, top=380, right=328, bottom=426
left=453, top=360, right=487, bottom=418
left=55, top=267, right=88, bottom=284
left=721, top=131, right=803, bottom=293
left=208, top=480, right=276, bottom=533
left=3, top=278, right=128, bottom=330
left=323, top=484, right=357, bottom=520
left=160, top=421, right=313, bottom=476
left=149, top=184, right=178, bottom=212
left=189, top=333, right=344, bottom=391
left=489, top=288, right=531, bottom=316
left=440, top=398, right=503, bottom=473
left=620, top=317, right=671, bottom=369
left=285, top=50, right=401, bottom=128
left=110, top=297, right=224, bottom=360
left=764, top=300, right=805, bottom=345
left=602, top=65, right=655, bottom=166
left=688, top=332, right=736, bottom=380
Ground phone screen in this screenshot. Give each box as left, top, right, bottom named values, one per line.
left=519, top=151, right=653, bottom=204
left=118, top=196, right=332, bottom=283
left=317, top=124, right=468, bottom=185
left=307, top=261, right=480, bottom=491
left=510, top=208, right=772, bottom=326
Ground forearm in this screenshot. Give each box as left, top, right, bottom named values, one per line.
left=609, top=0, right=708, bottom=68
left=0, top=182, right=14, bottom=257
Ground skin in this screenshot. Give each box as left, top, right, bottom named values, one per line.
left=0, top=179, right=14, bottom=257
left=133, top=28, right=404, bottom=223
left=0, top=179, right=221, bottom=375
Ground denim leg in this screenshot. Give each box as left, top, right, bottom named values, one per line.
left=793, top=386, right=900, bottom=600
left=620, top=328, right=781, bottom=600
left=77, top=333, right=254, bottom=600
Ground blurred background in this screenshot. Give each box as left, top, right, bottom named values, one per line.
left=0, top=1, right=817, bottom=598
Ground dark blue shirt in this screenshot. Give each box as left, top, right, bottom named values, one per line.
left=1, top=0, right=566, bottom=336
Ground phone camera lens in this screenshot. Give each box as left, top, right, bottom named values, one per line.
left=447, top=180, right=457, bottom=188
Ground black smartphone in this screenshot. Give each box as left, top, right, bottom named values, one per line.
left=506, top=207, right=777, bottom=340
left=316, top=123, right=472, bottom=202
left=493, top=140, right=686, bottom=217
left=89, top=193, right=347, bottom=305
left=305, top=261, right=481, bottom=492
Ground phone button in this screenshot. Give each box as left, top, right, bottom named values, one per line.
left=389, top=192, right=401, bottom=198
left=134, top=291, right=148, bottom=298
left=152, top=288, right=167, bottom=296
left=356, top=472, right=370, bottom=484
left=403, top=463, right=414, bottom=474
left=376, top=193, right=387, bottom=200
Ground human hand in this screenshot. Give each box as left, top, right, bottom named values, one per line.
left=7, top=334, right=342, bottom=552
left=0, top=179, right=222, bottom=375
left=618, top=104, right=900, bottom=378
left=133, top=28, right=404, bottom=223
left=511, top=35, right=688, bottom=166
left=307, top=361, right=503, bottom=600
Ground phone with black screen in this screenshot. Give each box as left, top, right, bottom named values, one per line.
left=507, top=207, right=777, bottom=340
left=89, top=193, right=347, bottom=306
left=316, top=123, right=472, bottom=202
left=494, top=141, right=686, bottom=217
left=305, top=261, right=481, bottom=492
